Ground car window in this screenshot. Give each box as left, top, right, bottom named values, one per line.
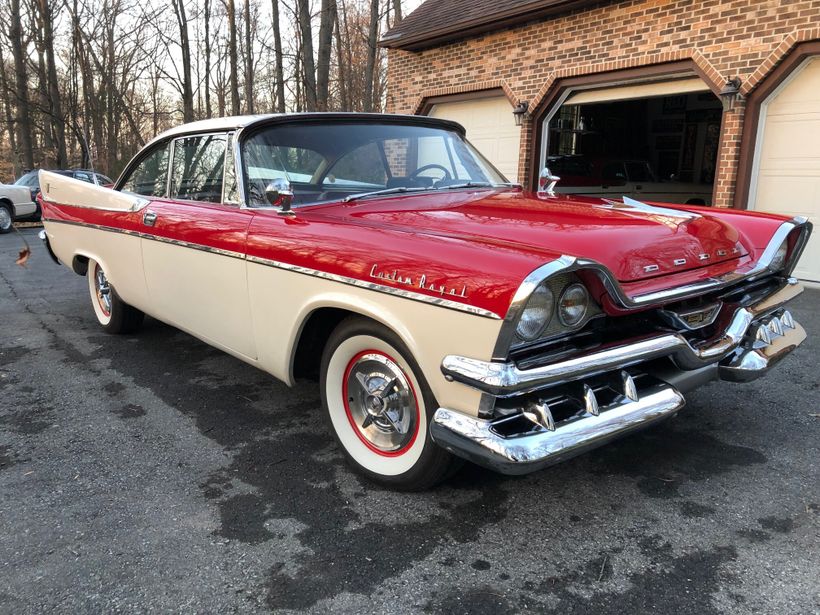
left=14, top=172, right=38, bottom=188
left=169, top=134, right=227, bottom=203
left=74, top=171, right=94, bottom=183
left=96, top=174, right=113, bottom=185
left=602, top=162, right=626, bottom=182
left=324, top=142, right=387, bottom=188
left=121, top=143, right=171, bottom=197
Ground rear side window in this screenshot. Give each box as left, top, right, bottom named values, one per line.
left=169, top=134, right=227, bottom=203
left=74, top=171, right=93, bottom=183
left=121, top=143, right=170, bottom=197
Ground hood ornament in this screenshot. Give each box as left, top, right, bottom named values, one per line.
left=536, top=166, right=560, bottom=199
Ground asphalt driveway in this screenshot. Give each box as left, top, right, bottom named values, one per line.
left=1, top=228, right=818, bottom=613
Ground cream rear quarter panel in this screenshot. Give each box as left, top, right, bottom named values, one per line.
left=247, top=261, right=500, bottom=417
left=42, top=221, right=149, bottom=311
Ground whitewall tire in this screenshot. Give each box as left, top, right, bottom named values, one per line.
left=320, top=317, right=461, bottom=490
left=87, top=259, right=144, bottom=334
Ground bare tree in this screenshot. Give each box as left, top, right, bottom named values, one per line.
left=226, top=0, right=241, bottom=114
left=295, top=0, right=317, bottom=111
left=316, top=0, right=336, bottom=111
left=363, top=0, right=380, bottom=112
left=9, top=0, right=35, bottom=169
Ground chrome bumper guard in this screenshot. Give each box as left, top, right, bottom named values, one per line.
left=38, top=230, right=60, bottom=265
left=431, top=380, right=685, bottom=475
left=441, top=279, right=804, bottom=398
left=432, top=279, right=806, bottom=474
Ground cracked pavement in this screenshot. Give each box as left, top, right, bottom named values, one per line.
left=1, top=228, right=818, bottom=613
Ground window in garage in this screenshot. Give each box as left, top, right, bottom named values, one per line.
left=542, top=79, right=723, bottom=205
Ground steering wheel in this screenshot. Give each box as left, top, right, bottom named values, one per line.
left=409, top=164, right=452, bottom=183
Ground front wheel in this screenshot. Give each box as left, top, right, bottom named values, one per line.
left=87, top=259, right=144, bottom=334
left=320, top=317, right=461, bottom=490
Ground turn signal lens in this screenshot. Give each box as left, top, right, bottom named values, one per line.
left=769, top=241, right=789, bottom=272
left=516, top=285, right=554, bottom=341
left=558, top=283, right=589, bottom=327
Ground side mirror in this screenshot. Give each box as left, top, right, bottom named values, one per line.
left=265, top=178, right=295, bottom=216
left=537, top=166, right=560, bottom=199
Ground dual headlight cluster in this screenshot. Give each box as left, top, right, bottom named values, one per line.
left=516, top=282, right=591, bottom=341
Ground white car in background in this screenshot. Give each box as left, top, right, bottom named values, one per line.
left=0, top=182, right=37, bottom=234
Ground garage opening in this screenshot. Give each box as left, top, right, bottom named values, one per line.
left=542, top=77, right=723, bottom=205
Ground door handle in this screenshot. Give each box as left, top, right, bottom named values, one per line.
left=635, top=185, right=643, bottom=190
left=143, top=211, right=157, bottom=227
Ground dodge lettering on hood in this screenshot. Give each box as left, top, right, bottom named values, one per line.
left=37, top=114, right=812, bottom=490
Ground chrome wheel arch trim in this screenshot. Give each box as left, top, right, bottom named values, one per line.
left=492, top=216, right=811, bottom=360
left=43, top=218, right=500, bottom=320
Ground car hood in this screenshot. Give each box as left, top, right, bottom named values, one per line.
left=337, top=189, right=746, bottom=282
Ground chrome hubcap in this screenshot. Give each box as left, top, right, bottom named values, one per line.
left=0, top=208, right=11, bottom=230
left=95, top=266, right=112, bottom=315
left=345, top=353, right=417, bottom=452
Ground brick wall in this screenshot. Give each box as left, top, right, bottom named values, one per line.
left=386, top=0, right=820, bottom=208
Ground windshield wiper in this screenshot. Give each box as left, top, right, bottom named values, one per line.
left=435, top=181, right=520, bottom=190
left=343, top=186, right=430, bottom=202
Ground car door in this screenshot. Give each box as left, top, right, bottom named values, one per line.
left=139, top=132, right=257, bottom=360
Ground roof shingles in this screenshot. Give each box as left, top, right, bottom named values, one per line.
left=381, top=0, right=602, bottom=50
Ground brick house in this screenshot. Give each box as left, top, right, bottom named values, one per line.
left=381, top=0, right=820, bottom=281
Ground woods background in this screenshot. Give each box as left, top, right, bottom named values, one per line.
left=0, top=0, right=413, bottom=182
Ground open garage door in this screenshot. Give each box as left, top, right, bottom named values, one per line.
left=429, top=95, right=520, bottom=180
left=541, top=77, right=721, bottom=206
left=751, top=57, right=820, bottom=282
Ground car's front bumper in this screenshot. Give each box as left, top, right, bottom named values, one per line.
left=430, top=279, right=806, bottom=475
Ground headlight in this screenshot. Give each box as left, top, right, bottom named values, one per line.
left=769, top=241, right=789, bottom=271
left=516, top=284, right=553, bottom=341
left=558, top=283, right=589, bottom=327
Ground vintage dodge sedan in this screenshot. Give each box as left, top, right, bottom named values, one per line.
left=38, top=113, right=811, bottom=490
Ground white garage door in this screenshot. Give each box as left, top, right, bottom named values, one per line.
left=429, top=96, right=521, bottom=181
left=752, top=57, right=820, bottom=282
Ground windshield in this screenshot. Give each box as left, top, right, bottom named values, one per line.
left=242, top=122, right=509, bottom=207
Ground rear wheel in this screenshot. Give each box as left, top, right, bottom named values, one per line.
left=0, top=203, right=12, bottom=234
left=87, top=259, right=144, bottom=334
left=320, top=317, right=461, bottom=490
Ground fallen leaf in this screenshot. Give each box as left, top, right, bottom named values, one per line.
left=16, top=247, right=31, bottom=267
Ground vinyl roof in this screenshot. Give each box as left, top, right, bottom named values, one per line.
left=380, top=0, right=602, bottom=51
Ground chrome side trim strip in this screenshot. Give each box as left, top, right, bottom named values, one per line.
left=446, top=279, right=803, bottom=397
left=430, top=382, right=685, bottom=475
left=44, top=218, right=500, bottom=320
left=244, top=255, right=499, bottom=318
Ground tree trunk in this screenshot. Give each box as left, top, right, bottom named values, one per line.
left=271, top=0, right=286, bottom=113
left=392, top=0, right=402, bottom=25
left=10, top=0, right=34, bottom=169
left=296, top=0, right=317, bottom=111
left=37, top=0, right=67, bottom=167
left=173, top=0, right=195, bottom=122
left=0, top=44, right=21, bottom=177
left=363, top=0, right=380, bottom=113
left=203, top=0, right=212, bottom=118
left=316, top=0, right=336, bottom=111
left=227, top=0, right=241, bottom=115
left=244, top=0, right=254, bottom=113
left=333, top=7, right=347, bottom=111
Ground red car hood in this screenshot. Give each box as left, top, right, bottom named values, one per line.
left=338, top=189, right=746, bottom=282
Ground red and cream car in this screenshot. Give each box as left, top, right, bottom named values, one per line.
left=38, top=114, right=811, bottom=490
